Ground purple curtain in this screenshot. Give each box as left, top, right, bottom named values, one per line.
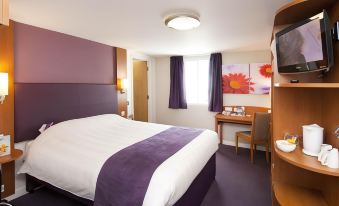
left=208, top=53, right=223, bottom=112
left=169, top=56, right=187, bottom=109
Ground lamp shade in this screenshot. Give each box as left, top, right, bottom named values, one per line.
left=117, top=78, right=128, bottom=91
left=0, top=73, right=8, bottom=96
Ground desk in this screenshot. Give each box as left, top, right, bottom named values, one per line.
left=215, top=114, right=253, bottom=144
left=215, top=106, right=270, bottom=144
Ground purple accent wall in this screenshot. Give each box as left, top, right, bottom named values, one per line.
left=15, top=83, right=118, bottom=142
left=14, top=22, right=116, bottom=84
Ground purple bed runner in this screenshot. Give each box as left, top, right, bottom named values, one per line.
left=94, top=127, right=204, bottom=206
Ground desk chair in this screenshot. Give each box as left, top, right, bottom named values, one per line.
left=235, top=112, right=271, bottom=163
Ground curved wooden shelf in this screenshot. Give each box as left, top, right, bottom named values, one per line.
left=273, top=181, right=328, bottom=206
left=274, top=83, right=339, bottom=88
left=274, top=0, right=335, bottom=26
left=270, top=0, right=335, bottom=42
left=275, top=145, right=339, bottom=177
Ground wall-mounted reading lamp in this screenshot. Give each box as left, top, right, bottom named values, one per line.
left=0, top=73, right=8, bottom=104
left=117, top=78, right=128, bottom=94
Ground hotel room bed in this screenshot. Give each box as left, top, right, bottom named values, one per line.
left=18, top=114, right=218, bottom=206
left=14, top=83, right=218, bottom=206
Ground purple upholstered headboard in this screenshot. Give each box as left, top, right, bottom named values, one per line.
left=14, top=83, right=118, bottom=143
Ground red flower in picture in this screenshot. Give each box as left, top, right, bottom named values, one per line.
left=259, top=64, right=272, bottom=78
left=223, top=73, right=254, bottom=94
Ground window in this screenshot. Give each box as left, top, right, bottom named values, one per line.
left=184, top=57, right=209, bottom=104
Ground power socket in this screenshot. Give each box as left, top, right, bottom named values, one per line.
left=1, top=184, right=4, bottom=192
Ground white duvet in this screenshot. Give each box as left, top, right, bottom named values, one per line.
left=19, top=114, right=218, bottom=206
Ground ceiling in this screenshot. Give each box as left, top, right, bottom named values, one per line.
left=10, top=0, right=291, bottom=56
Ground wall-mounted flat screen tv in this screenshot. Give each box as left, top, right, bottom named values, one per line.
left=276, top=10, right=334, bottom=74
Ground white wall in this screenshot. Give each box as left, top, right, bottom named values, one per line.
left=154, top=50, right=271, bottom=147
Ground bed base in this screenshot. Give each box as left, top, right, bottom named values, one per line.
left=26, top=153, right=216, bottom=206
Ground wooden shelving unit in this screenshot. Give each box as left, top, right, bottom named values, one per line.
left=273, top=181, right=328, bottom=206
left=275, top=145, right=339, bottom=177
left=271, top=1, right=339, bottom=205
left=274, top=83, right=339, bottom=88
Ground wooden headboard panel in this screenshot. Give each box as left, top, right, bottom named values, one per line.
left=14, top=83, right=118, bottom=142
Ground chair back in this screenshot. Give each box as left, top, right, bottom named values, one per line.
left=251, top=112, right=271, bottom=141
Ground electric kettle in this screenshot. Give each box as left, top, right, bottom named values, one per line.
left=302, top=124, right=324, bottom=156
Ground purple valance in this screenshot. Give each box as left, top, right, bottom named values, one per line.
left=169, top=56, right=187, bottom=109
left=208, top=53, right=223, bottom=112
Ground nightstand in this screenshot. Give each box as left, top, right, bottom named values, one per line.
left=0, top=149, right=23, bottom=206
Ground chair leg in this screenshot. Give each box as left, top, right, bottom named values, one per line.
left=265, top=143, right=269, bottom=163
left=235, top=134, right=239, bottom=154
left=250, top=143, right=254, bottom=163
left=254, top=144, right=257, bottom=154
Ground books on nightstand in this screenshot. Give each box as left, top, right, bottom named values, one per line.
left=0, top=135, right=10, bottom=156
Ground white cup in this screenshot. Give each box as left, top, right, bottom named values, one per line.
left=325, top=148, right=339, bottom=169
left=320, top=150, right=329, bottom=165
left=318, top=144, right=333, bottom=161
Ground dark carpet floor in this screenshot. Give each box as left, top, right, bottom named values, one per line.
left=10, top=145, right=271, bottom=206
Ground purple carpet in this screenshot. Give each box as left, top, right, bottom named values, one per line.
left=10, top=145, right=271, bottom=206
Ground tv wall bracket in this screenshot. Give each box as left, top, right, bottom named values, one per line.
left=333, top=21, right=339, bottom=41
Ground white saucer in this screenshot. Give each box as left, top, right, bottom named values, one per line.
left=302, top=149, right=319, bottom=157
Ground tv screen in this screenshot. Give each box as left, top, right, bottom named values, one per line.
left=278, top=19, right=323, bottom=67
left=276, top=10, right=333, bottom=74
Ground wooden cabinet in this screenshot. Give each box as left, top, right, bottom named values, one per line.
left=271, top=1, right=339, bottom=205
left=0, top=149, right=23, bottom=199
left=116, top=48, right=128, bottom=118
left=0, top=0, right=9, bottom=26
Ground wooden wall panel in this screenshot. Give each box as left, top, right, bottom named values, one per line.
left=322, top=13, right=338, bottom=141
left=116, top=48, right=127, bottom=118
left=321, top=89, right=339, bottom=148
left=321, top=176, right=339, bottom=206
left=272, top=88, right=323, bottom=139
left=0, top=21, right=15, bottom=197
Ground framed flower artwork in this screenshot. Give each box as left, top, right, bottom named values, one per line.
left=222, top=64, right=253, bottom=94
left=249, top=63, right=272, bottom=95
left=222, top=63, right=272, bottom=95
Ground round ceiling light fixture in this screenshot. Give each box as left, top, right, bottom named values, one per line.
left=164, top=12, right=200, bottom=31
